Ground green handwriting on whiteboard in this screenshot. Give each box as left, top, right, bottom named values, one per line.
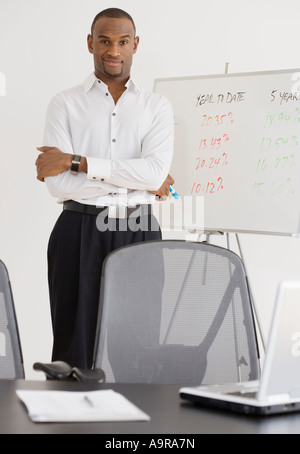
left=264, top=108, right=300, bottom=127
left=252, top=110, right=299, bottom=198
left=252, top=178, right=295, bottom=198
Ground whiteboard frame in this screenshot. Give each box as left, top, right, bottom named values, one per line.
left=155, top=67, right=300, bottom=86
left=154, top=68, right=300, bottom=236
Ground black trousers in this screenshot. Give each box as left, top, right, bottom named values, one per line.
left=47, top=209, right=162, bottom=369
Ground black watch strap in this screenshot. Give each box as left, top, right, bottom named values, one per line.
left=70, top=155, right=82, bottom=175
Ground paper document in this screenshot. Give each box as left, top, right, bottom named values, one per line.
left=16, top=389, right=150, bottom=423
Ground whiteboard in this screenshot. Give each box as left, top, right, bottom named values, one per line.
left=154, top=69, right=300, bottom=235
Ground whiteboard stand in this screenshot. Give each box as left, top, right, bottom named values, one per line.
left=192, top=228, right=255, bottom=379
left=203, top=231, right=224, bottom=244
left=235, top=233, right=266, bottom=351
left=202, top=229, right=266, bottom=353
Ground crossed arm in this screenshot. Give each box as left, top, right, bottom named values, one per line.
left=35, top=146, right=174, bottom=197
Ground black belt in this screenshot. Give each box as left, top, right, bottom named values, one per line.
left=63, top=200, right=152, bottom=218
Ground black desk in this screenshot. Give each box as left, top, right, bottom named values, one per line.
left=1, top=380, right=300, bottom=434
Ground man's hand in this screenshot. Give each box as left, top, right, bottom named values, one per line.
left=151, top=174, right=175, bottom=199
left=35, top=147, right=72, bottom=182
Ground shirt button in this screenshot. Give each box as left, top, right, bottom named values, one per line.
left=106, top=93, right=109, bottom=96
left=101, top=178, right=105, bottom=182
left=112, top=113, right=116, bottom=116
left=112, top=139, right=116, bottom=143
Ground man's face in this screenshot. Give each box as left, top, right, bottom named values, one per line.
left=87, top=17, right=139, bottom=82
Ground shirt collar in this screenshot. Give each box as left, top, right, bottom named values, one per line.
left=83, top=72, right=141, bottom=93
left=83, top=73, right=97, bottom=93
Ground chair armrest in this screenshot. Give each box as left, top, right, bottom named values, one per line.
left=33, top=361, right=73, bottom=380
left=72, top=367, right=106, bottom=383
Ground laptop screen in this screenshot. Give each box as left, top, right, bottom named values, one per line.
left=257, top=281, right=300, bottom=400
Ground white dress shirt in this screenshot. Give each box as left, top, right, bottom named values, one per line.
left=43, top=73, right=174, bottom=206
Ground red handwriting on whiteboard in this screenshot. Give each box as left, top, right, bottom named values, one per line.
left=199, top=134, right=230, bottom=151
left=201, top=113, right=234, bottom=127
left=191, top=177, right=224, bottom=195
left=195, top=153, right=228, bottom=171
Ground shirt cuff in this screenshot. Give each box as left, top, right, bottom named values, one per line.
left=86, top=157, right=111, bottom=182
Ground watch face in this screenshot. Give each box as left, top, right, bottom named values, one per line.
left=71, top=156, right=81, bottom=173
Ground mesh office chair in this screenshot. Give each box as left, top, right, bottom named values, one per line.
left=0, top=259, right=75, bottom=381
left=0, top=260, right=24, bottom=379
left=0, top=259, right=104, bottom=382
left=92, top=240, right=261, bottom=385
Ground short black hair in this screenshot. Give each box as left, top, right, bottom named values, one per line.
left=91, top=8, right=136, bottom=36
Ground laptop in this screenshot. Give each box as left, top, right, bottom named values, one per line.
left=180, top=281, right=300, bottom=415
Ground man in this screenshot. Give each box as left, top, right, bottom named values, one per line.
left=35, top=8, right=174, bottom=369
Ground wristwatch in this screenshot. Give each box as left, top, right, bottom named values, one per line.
left=70, top=155, right=82, bottom=175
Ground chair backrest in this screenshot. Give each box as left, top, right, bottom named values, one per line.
left=93, top=240, right=260, bottom=385
left=0, top=260, right=24, bottom=379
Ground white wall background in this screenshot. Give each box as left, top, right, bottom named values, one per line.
left=0, top=0, right=300, bottom=379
